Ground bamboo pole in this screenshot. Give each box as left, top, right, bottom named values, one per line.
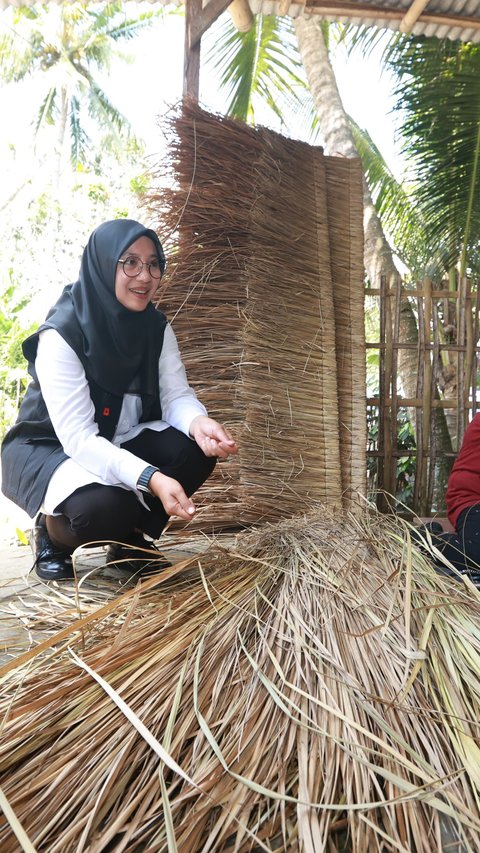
left=228, top=0, right=254, bottom=31
left=306, top=2, right=480, bottom=33
left=400, top=0, right=432, bottom=34
left=472, top=281, right=480, bottom=417
left=413, top=284, right=425, bottom=512
left=420, top=278, right=432, bottom=515
left=382, top=276, right=395, bottom=509
left=391, top=276, right=402, bottom=509
left=427, top=284, right=441, bottom=514
left=457, top=275, right=467, bottom=447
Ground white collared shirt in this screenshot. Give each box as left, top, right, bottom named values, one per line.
left=35, top=325, right=207, bottom=514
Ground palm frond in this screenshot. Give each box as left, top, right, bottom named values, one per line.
left=338, top=27, right=480, bottom=275
left=34, top=87, right=58, bottom=133
left=69, top=94, right=90, bottom=166
left=87, top=79, right=131, bottom=137
left=205, top=13, right=310, bottom=128
left=1, top=511, right=479, bottom=850
left=349, top=119, right=438, bottom=276
left=0, top=0, right=157, bottom=174
left=387, top=36, right=480, bottom=275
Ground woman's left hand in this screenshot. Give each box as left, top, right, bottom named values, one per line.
left=189, top=415, right=238, bottom=459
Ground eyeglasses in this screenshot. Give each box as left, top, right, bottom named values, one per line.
left=117, top=255, right=163, bottom=279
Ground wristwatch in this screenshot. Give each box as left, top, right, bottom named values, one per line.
left=136, top=465, right=160, bottom=494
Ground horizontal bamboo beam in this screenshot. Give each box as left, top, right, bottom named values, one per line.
left=229, top=0, right=254, bottom=32
left=365, top=343, right=480, bottom=352
left=367, top=450, right=458, bottom=458
left=365, top=288, right=462, bottom=298
left=367, top=397, right=473, bottom=408
left=400, top=1, right=431, bottom=34
left=306, top=1, right=480, bottom=32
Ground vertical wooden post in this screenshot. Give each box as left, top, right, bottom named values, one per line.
left=428, top=285, right=440, bottom=514
left=183, top=0, right=202, bottom=100
left=421, top=278, right=432, bottom=514
left=183, top=0, right=234, bottom=100
left=378, top=275, right=394, bottom=510
left=472, top=282, right=480, bottom=418
left=377, top=277, right=387, bottom=509
left=391, top=277, right=401, bottom=508
left=413, top=282, right=425, bottom=511
left=457, top=275, right=467, bottom=445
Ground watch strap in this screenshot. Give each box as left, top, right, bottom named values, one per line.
left=137, top=465, right=160, bottom=494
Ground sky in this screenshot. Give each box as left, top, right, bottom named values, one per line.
left=0, top=5, right=403, bottom=201
left=98, top=8, right=403, bottom=174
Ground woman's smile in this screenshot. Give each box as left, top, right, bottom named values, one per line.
left=115, top=235, right=160, bottom=311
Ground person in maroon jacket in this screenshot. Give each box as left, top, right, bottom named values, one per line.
left=420, top=414, right=480, bottom=585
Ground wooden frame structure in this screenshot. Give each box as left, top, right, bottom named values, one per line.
left=304, top=1, right=480, bottom=34
left=366, top=277, right=480, bottom=516
left=182, top=0, right=480, bottom=98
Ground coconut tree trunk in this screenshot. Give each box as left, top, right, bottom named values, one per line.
left=294, top=14, right=452, bottom=508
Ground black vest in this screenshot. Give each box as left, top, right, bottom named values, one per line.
left=1, top=329, right=166, bottom=518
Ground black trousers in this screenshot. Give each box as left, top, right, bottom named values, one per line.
left=55, top=428, right=216, bottom=545
left=432, top=504, right=480, bottom=575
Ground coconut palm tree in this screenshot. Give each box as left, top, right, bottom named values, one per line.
left=383, top=34, right=480, bottom=279
left=0, top=1, right=163, bottom=174
left=204, top=12, right=315, bottom=134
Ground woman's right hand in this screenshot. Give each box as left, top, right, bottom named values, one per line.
left=148, top=471, right=196, bottom=520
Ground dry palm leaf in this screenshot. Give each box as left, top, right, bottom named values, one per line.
left=1, top=509, right=479, bottom=851
left=143, top=101, right=366, bottom=532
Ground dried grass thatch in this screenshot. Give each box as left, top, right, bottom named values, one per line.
left=143, top=102, right=365, bottom=532
left=1, top=509, right=479, bottom=851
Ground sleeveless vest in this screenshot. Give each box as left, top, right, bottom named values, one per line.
left=1, top=326, right=166, bottom=517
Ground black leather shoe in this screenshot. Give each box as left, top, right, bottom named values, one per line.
left=30, top=514, right=74, bottom=581
left=105, top=533, right=171, bottom=576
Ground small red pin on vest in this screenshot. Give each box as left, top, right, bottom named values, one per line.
left=103, top=407, right=110, bottom=416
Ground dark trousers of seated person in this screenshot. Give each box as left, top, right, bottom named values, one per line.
left=47, top=427, right=216, bottom=551
left=431, top=504, right=480, bottom=574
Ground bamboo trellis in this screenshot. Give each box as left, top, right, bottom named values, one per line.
left=367, top=277, right=480, bottom=516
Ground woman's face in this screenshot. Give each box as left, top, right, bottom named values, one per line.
left=114, top=236, right=161, bottom=312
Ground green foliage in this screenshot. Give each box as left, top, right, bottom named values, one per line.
left=0, top=1, right=163, bottom=168
left=87, top=182, right=110, bottom=204
left=350, top=119, right=439, bottom=278
left=205, top=13, right=314, bottom=134
left=385, top=36, right=480, bottom=276
left=367, top=405, right=417, bottom=508
left=339, top=26, right=480, bottom=278
left=395, top=415, right=417, bottom=506
left=0, top=286, right=36, bottom=437
left=130, top=173, right=149, bottom=196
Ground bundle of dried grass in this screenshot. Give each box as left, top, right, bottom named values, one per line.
left=1, top=510, right=479, bottom=851
left=143, top=102, right=365, bottom=532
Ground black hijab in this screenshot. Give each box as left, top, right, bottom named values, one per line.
left=24, top=219, right=167, bottom=397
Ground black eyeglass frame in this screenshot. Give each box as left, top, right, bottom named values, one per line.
left=117, top=256, right=164, bottom=280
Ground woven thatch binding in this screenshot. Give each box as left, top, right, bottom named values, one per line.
left=144, top=101, right=365, bottom=531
